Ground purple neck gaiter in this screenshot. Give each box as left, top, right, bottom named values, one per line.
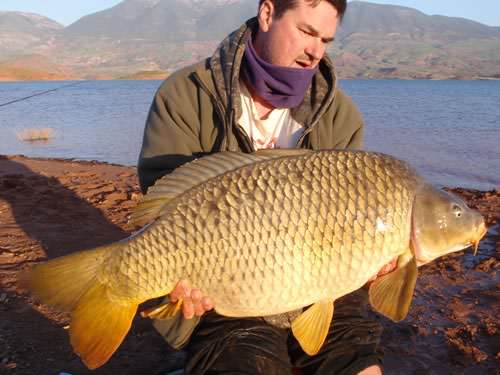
left=240, top=38, right=318, bottom=109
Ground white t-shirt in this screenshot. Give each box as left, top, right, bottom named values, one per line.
left=238, top=82, right=304, bottom=150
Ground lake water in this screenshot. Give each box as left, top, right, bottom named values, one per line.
left=0, top=79, right=499, bottom=190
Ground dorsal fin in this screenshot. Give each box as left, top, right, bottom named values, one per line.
left=130, top=150, right=312, bottom=226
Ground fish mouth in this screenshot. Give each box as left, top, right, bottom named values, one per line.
left=412, top=221, right=488, bottom=266
left=471, top=221, right=488, bottom=256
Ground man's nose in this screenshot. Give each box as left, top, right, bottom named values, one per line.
left=305, top=38, right=325, bottom=62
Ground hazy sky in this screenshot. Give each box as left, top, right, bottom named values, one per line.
left=1, top=0, right=499, bottom=27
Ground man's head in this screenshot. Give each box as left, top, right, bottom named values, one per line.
left=254, top=0, right=346, bottom=69
left=257, top=0, right=346, bottom=20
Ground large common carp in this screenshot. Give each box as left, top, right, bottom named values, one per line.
left=20, top=150, right=486, bottom=369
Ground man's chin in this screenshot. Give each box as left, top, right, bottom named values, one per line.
left=295, top=62, right=314, bottom=69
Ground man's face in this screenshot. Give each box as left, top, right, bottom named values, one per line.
left=254, top=0, right=339, bottom=69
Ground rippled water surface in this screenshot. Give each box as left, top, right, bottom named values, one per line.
left=0, top=79, right=499, bottom=190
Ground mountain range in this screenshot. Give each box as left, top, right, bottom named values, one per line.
left=1, top=0, right=499, bottom=80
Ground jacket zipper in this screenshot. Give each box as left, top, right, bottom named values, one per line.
left=193, top=72, right=255, bottom=152
left=192, top=73, right=229, bottom=150
left=295, top=80, right=338, bottom=148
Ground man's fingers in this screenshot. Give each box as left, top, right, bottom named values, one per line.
left=182, top=296, right=195, bottom=319
left=202, top=297, right=214, bottom=311
left=193, top=302, right=205, bottom=316
left=169, top=281, right=213, bottom=318
left=191, top=289, right=202, bottom=301
left=170, top=280, right=190, bottom=302
left=191, top=289, right=205, bottom=316
left=169, top=287, right=180, bottom=302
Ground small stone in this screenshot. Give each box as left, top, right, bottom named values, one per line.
left=130, top=191, right=142, bottom=201
left=106, top=192, right=128, bottom=202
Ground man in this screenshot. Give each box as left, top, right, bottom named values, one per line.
left=138, top=1, right=392, bottom=373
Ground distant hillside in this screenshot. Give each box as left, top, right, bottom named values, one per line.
left=0, top=12, right=62, bottom=60
left=62, top=0, right=255, bottom=41
left=0, top=11, right=61, bottom=34
left=1, top=0, right=499, bottom=80
left=57, top=0, right=249, bottom=44
left=340, top=2, right=500, bottom=42
left=333, top=1, right=500, bottom=79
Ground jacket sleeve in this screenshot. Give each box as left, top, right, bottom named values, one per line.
left=333, top=89, right=365, bottom=151
left=152, top=297, right=201, bottom=350
left=345, top=121, right=364, bottom=150
left=137, top=71, right=205, bottom=194
left=137, top=73, right=205, bottom=348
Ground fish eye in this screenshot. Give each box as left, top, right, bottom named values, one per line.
left=452, top=204, right=462, bottom=218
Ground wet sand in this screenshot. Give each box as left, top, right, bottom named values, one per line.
left=0, top=154, right=498, bottom=374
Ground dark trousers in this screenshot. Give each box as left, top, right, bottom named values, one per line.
left=185, top=289, right=383, bottom=375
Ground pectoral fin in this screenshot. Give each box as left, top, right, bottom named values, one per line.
left=291, top=300, right=334, bottom=356
left=140, top=298, right=183, bottom=320
left=368, top=251, right=418, bottom=322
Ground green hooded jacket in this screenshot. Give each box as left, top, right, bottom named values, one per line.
left=137, top=18, right=365, bottom=349
left=138, top=18, right=363, bottom=193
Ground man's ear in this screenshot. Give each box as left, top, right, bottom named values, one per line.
left=258, top=0, right=274, bottom=32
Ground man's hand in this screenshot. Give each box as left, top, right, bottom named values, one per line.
left=169, top=280, right=214, bottom=319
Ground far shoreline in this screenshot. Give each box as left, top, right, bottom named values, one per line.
left=2, top=72, right=500, bottom=83
left=2, top=77, right=500, bottom=83
left=0, top=153, right=136, bottom=169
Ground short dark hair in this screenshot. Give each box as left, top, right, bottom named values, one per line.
left=258, top=0, right=347, bottom=20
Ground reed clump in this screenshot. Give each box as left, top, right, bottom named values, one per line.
left=16, top=128, right=55, bottom=142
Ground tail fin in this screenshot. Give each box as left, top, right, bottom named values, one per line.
left=19, top=244, right=138, bottom=369
left=70, top=281, right=137, bottom=369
